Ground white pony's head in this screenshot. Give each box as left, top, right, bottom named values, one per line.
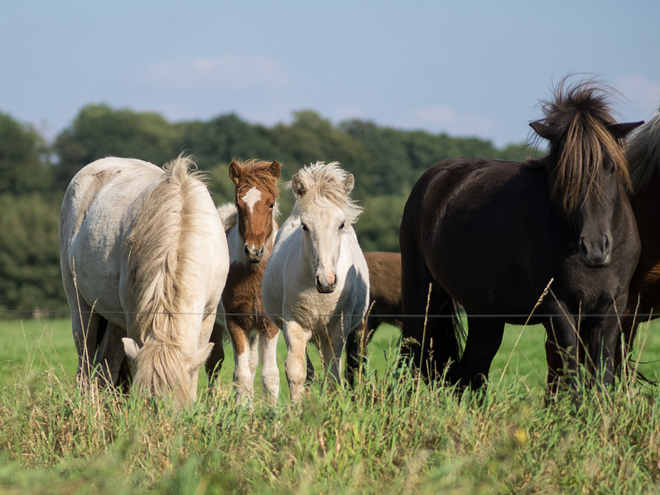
left=288, top=162, right=362, bottom=293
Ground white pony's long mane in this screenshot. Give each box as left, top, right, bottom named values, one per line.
left=287, top=161, right=362, bottom=224
left=124, top=155, right=209, bottom=349
left=628, top=108, right=660, bottom=196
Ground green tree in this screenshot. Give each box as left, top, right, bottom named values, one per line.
left=176, top=114, right=278, bottom=170
left=0, top=111, right=52, bottom=194
left=340, top=120, right=411, bottom=197
left=0, top=194, right=66, bottom=315
left=270, top=111, right=370, bottom=183
left=354, top=194, right=408, bottom=253
left=53, top=104, right=178, bottom=190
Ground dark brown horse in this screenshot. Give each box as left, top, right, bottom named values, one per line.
left=616, top=109, right=660, bottom=372
left=345, top=251, right=402, bottom=384
left=399, top=80, right=642, bottom=390
left=206, top=158, right=282, bottom=404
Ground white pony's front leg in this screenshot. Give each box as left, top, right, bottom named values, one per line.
left=283, top=319, right=312, bottom=403
left=259, top=323, right=280, bottom=405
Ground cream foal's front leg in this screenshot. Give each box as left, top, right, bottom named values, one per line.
left=259, top=322, right=280, bottom=405
left=283, top=319, right=312, bottom=403
left=319, top=322, right=345, bottom=382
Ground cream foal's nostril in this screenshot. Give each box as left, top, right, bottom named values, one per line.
left=325, top=270, right=336, bottom=286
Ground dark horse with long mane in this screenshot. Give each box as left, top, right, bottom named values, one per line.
left=614, top=108, right=660, bottom=372
left=399, top=80, right=642, bottom=390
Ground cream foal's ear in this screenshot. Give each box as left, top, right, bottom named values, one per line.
left=291, top=173, right=306, bottom=198
left=343, top=174, right=355, bottom=194
left=190, top=342, right=214, bottom=370
left=122, top=337, right=141, bottom=362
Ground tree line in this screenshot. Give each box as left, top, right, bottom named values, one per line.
left=0, top=105, right=535, bottom=316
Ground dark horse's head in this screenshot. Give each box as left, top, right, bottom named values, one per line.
left=229, top=159, right=281, bottom=264
left=528, top=80, right=642, bottom=267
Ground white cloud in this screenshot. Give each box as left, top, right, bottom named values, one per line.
left=413, top=104, right=499, bottom=137
left=140, top=56, right=289, bottom=91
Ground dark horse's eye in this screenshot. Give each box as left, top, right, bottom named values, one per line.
left=269, top=203, right=274, bottom=209
left=604, top=160, right=615, bottom=176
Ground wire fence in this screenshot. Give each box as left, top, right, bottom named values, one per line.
left=1, top=309, right=658, bottom=320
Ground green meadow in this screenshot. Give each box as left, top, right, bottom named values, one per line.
left=1, top=318, right=660, bottom=493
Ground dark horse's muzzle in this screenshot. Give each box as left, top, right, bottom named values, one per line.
left=579, top=233, right=612, bottom=267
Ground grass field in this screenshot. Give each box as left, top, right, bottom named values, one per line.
left=1, top=318, right=660, bottom=493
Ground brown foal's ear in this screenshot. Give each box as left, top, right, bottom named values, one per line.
left=228, top=160, right=243, bottom=185
left=269, top=160, right=282, bottom=179
left=608, top=121, right=644, bottom=140
left=291, top=173, right=306, bottom=198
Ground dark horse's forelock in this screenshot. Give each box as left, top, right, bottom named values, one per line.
left=536, top=80, right=629, bottom=214
left=232, top=158, right=281, bottom=199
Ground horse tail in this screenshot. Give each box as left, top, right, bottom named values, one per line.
left=125, top=155, right=210, bottom=345
left=430, top=296, right=465, bottom=383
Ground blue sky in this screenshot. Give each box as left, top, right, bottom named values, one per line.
left=2, top=0, right=659, bottom=147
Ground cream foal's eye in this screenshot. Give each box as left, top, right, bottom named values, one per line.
left=339, top=222, right=345, bottom=230
left=301, top=223, right=309, bottom=231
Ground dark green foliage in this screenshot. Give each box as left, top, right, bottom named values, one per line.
left=355, top=195, right=409, bottom=252
left=53, top=104, right=178, bottom=190
left=0, top=111, right=52, bottom=194
left=0, top=194, right=67, bottom=315
left=176, top=113, right=277, bottom=170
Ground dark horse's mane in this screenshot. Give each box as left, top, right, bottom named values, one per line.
left=231, top=158, right=281, bottom=199
left=528, top=80, right=630, bottom=214
left=627, top=108, right=660, bottom=196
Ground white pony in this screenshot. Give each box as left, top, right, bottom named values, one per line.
left=262, top=162, right=369, bottom=402
left=59, top=156, right=229, bottom=404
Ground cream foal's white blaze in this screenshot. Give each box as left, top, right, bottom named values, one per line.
left=242, top=187, right=262, bottom=214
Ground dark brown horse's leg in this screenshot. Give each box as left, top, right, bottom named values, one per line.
left=460, top=315, right=505, bottom=390
left=206, top=321, right=226, bottom=384
left=345, top=316, right=377, bottom=386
